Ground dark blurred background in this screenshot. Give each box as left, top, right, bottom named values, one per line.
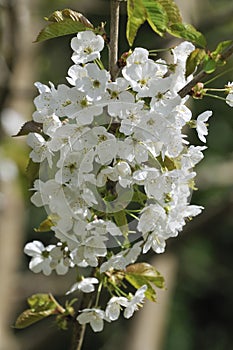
left=0, top=1, right=232, bottom=349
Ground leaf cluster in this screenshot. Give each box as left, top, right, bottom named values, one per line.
left=34, top=2, right=206, bottom=49
left=15, top=293, right=75, bottom=330
left=126, top=0, right=206, bottom=47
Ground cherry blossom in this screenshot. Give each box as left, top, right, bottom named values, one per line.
left=23, top=31, right=228, bottom=331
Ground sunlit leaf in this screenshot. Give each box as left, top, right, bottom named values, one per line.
left=125, top=262, right=165, bottom=301
left=28, top=293, right=57, bottom=311
left=157, top=0, right=182, bottom=24
left=126, top=263, right=165, bottom=288
left=47, top=9, right=93, bottom=28
left=15, top=294, right=59, bottom=329
left=168, top=23, right=206, bottom=48
left=127, top=0, right=147, bottom=46
left=15, top=309, right=55, bottom=329
left=211, top=40, right=233, bottom=59
left=125, top=274, right=157, bottom=301
left=34, top=216, right=56, bottom=232
left=35, top=9, right=93, bottom=42
left=142, top=0, right=168, bottom=36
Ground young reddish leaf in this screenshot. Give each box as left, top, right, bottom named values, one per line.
left=47, top=9, right=93, bottom=28
left=13, top=121, right=42, bottom=137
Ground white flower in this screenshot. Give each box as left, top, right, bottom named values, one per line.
left=123, top=59, right=162, bottom=97
left=126, top=47, right=149, bottom=65
left=71, top=31, right=104, bottom=64
left=105, top=296, right=128, bottom=321
left=66, top=277, right=99, bottom=294
left=181, top=145, right=207, bottom=169
left=123, top=285, right=147, bottom=319
left=66, top=64, right=87, bottom=86
left=24, top=35, right=214, bottom=281
left=30, top=179, right=72, bottom=217
left=196, top=110, right=212, bottom=143
left=75, top=63, right=109, bottom=101
left=226, top=92, right=233, bottom=107
left=99, top=242, right=142, bottom=273
left=32, top=112, right=61, bottom=137
left=77, top=308, right=106, bottom=332
left=49, top=245, right=72, bottom=275
left=138, top=204, right=167, bottom=235
left=143, top=233, right=166, bottom=254
left=27, top=133, right=53, bottom=167
left=24, top=240, right=54, bottom=276
left=225, top=83, right=233, bottom=107
left=170, top=41, right=195, bottom=92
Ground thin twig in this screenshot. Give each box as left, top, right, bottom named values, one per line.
left=178, top=42, right=233, bottom=98
left=71, top=321, right=87, bottom=350
left=70, top=291, right=94, bottom=350
left=109, top=0, right=120, bottom=81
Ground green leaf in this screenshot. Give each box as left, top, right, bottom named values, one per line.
left=125, top=274, right=157, bottom=301
left=15, top=294, right=59, bottom=329
left=113, top=210, right=129, bottom=236
left=211, top=40, right=233, bottom=59
left=26, top=159, right=40, bottom=185
left=35, top=9, right=93, bottom=42
left=185, top=48, right=206, bottom=77
left=28, top=293, right=57, bottom=311
left=203, top=58, right=217, bottom=74
left=15, top=309, right=55, bottom=329
left=127, top=0, right=147, bottom=46
left=126, top=0, right=206, bottom=48
left=125, top=262, right=165, bottom=301
left=126, top=263, right=165, bottom=288
left=157, top=154, right=177, bottom=171
left=131, top=188, right=147, bottom=204
left=168, top=23, right=206, bottom=48
left=142, top=0, right=168, bottom=36
left=34, top=215, right=56, bottom=232
left=156, top=0, right=182, bottom=25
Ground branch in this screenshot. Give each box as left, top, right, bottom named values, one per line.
left=109, top=0, right=120, bottom=81
left=178, top=42, right=233, bottom=98
left=70, top=290, right=94, bottom=350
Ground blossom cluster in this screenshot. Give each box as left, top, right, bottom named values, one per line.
left=24, top=30, right=216, bottom=330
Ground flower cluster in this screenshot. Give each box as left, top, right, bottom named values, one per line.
left=24, top=30, right=216, bottom=330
